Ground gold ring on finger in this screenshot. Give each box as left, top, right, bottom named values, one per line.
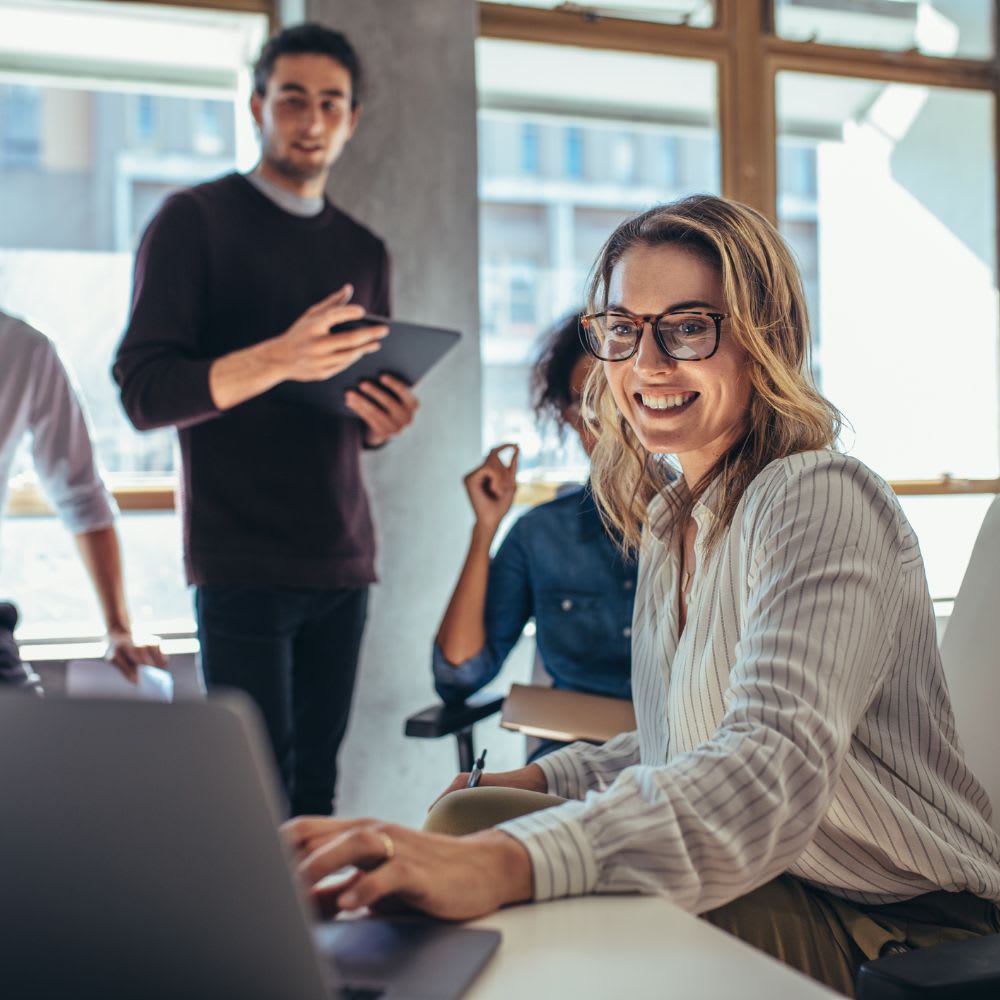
left=378, top=831, right=395, bottom=862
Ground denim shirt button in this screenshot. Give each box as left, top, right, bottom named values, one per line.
left=623, top=626, right=632, bottom=638
left=561, top=598, right=573, bottom=612
left=623, top=579, right=633, bottom=590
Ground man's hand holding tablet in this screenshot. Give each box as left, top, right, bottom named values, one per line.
left=344, top=373, right=420, bottom=448
left=278, top=290, right=389, bottom=383
left=207, top=283, right=389, bottom=411
left=270, top=304, right=461, bottom=437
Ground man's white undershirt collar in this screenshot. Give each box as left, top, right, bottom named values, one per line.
left=246, top=167, right=324, bottom=217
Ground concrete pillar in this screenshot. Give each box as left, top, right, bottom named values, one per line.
left=297, top=0, right=505, bottom=823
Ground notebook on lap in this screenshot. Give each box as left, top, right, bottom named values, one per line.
left=0, top=693, right=499, bottom=1000
left=500, top=682, right=636, bottom=744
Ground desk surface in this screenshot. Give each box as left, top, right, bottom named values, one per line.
left=469, top=895, right=839, bottom=999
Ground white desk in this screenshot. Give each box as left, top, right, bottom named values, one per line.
left=469, top=895, right=840, bottom=999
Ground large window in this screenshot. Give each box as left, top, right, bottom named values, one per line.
left=776, top=71, right=998, bottom=598
left=477, top=37, right=720, bottom=479
left=0, top=0, right=268, bottom=638
left=479, top=0, right=1000, bottom=600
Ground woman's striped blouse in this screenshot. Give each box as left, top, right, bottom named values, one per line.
left=499, top=451, right=1000, bottom=912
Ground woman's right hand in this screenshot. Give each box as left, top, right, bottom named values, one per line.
left=463, top=444, right=519, bottom=533
left=430, top=762, right=547, bottom=810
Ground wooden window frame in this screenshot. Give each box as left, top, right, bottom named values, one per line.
left=478, top=0, right=1000, bottom=503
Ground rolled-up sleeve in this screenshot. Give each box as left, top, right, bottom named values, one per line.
left=27, top=339, right=116, bottom=534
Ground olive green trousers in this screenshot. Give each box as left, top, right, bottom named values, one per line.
left=425, top=787, right=1000, bottom=998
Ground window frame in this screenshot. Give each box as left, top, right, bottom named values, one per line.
left=478, top=0, right=1000, bottom=501
left=4, top=0, right=999, bottom=517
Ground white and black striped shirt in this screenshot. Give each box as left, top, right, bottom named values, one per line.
left=499, top=451, right=1000, bottom=912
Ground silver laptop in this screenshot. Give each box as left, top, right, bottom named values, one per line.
left=0, top=693, right=500, bottom=1000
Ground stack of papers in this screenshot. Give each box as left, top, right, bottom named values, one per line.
left=66, top=659, right=174, bottom=702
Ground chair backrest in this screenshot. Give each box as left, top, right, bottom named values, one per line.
left=939, top=493, right=1000, bottom=835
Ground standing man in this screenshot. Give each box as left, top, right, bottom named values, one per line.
left=1, top=308, right=167, bottom=692
left=113, top=24, right=418, bottom=816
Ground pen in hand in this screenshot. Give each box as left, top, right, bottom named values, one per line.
left=466, top=748, right=488, bottom=788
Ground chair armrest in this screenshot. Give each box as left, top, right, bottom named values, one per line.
left=856, top=932, right=1000, bottom=999
left=404, top=690, right=505, bottom=739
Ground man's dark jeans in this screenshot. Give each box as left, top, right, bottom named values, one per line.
left=194, top=584, right=369, bottom=818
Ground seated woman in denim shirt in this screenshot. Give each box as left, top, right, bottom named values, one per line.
left=432, top=314, right=637, bottom=759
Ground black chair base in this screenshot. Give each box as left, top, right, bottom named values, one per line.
left=856, top=932, right=1000, bottom=999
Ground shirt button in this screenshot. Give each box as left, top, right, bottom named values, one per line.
left=623, top=579, right=633, bottom=590
left=561, top=598, right=573, bottom=611
left=623, top=627, right=632, bottom=638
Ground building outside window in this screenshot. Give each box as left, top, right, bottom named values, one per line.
left=565, top=125, right=584, bottom=178
left=478, top=37, right=720, bottom=478
left=0, top=0, right=267, bottom=639
left=134, top=93, right=156, bottom=145
left=0, top=84, right=40, bottom=167
left=520, top=121, right=540, bottom=173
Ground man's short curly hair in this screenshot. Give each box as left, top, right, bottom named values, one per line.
left=253, top=22, right=364, bottom=108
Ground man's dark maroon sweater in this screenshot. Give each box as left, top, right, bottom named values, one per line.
left=113, top=173, right=390, bottom=588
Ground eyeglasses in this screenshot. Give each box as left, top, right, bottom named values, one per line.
left=579, top=309, right=727, bottom=363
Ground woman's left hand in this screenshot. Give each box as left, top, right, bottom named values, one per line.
left=281, top=817, right=533, bottom=921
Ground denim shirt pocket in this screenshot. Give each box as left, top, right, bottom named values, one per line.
left=535, top=588, right=631, bottom=693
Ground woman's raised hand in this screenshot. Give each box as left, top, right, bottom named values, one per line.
left=463, top=444, right=519, bottom=533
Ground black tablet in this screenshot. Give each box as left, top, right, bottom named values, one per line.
left=272, top=316, right=461, bottom=418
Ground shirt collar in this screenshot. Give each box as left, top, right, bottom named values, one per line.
left=648, top=465, right=720, bottom=540
left=245, top=168, right=325, bottom=218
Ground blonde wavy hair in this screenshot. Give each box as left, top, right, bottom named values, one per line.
left=584, top=194, right=842, bottom=554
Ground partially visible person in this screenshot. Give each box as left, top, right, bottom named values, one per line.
left=281, top=196, right=1000, bottom=998
left=0, top=602, right=40, bottom=692
left=113, top=24, right=418, bottom=817
left=433, top=314, right=636, bottom=759
left=0, top=309, right=167, bottom=692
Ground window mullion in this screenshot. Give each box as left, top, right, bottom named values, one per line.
left=720, top=0, right=775, bottom=218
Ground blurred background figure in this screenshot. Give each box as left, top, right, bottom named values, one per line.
left=0, top=308, right=166, bottom=694
left=432, top=312, right=637, bottom=760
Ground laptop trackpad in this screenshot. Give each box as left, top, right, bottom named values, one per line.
left=314, top=919, right=500, bottom=1000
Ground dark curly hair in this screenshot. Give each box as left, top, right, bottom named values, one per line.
left=253, top=23, right=363, bottom=108
left=530, top=311, right=588, bottom=437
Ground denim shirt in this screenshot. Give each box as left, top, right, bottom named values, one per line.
left=433, top=484, right=636, bottom=705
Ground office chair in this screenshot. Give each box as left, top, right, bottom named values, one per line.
left=855, top=492, right=1000, bottom=999
left=404, top=648, right=634, bottom=770
left=403, top=644, right=550, bottom=772
left=404, top=688, right=506, bottom=772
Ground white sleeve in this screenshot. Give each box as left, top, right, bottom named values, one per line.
left=27, top=339, right=117, bottom=534
left=499, top=460, right=904, bottom=911
left=534, top=730, right=641, bottom=799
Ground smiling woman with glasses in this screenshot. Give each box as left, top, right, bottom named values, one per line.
left=281, top=195, right=1000, bottom=998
